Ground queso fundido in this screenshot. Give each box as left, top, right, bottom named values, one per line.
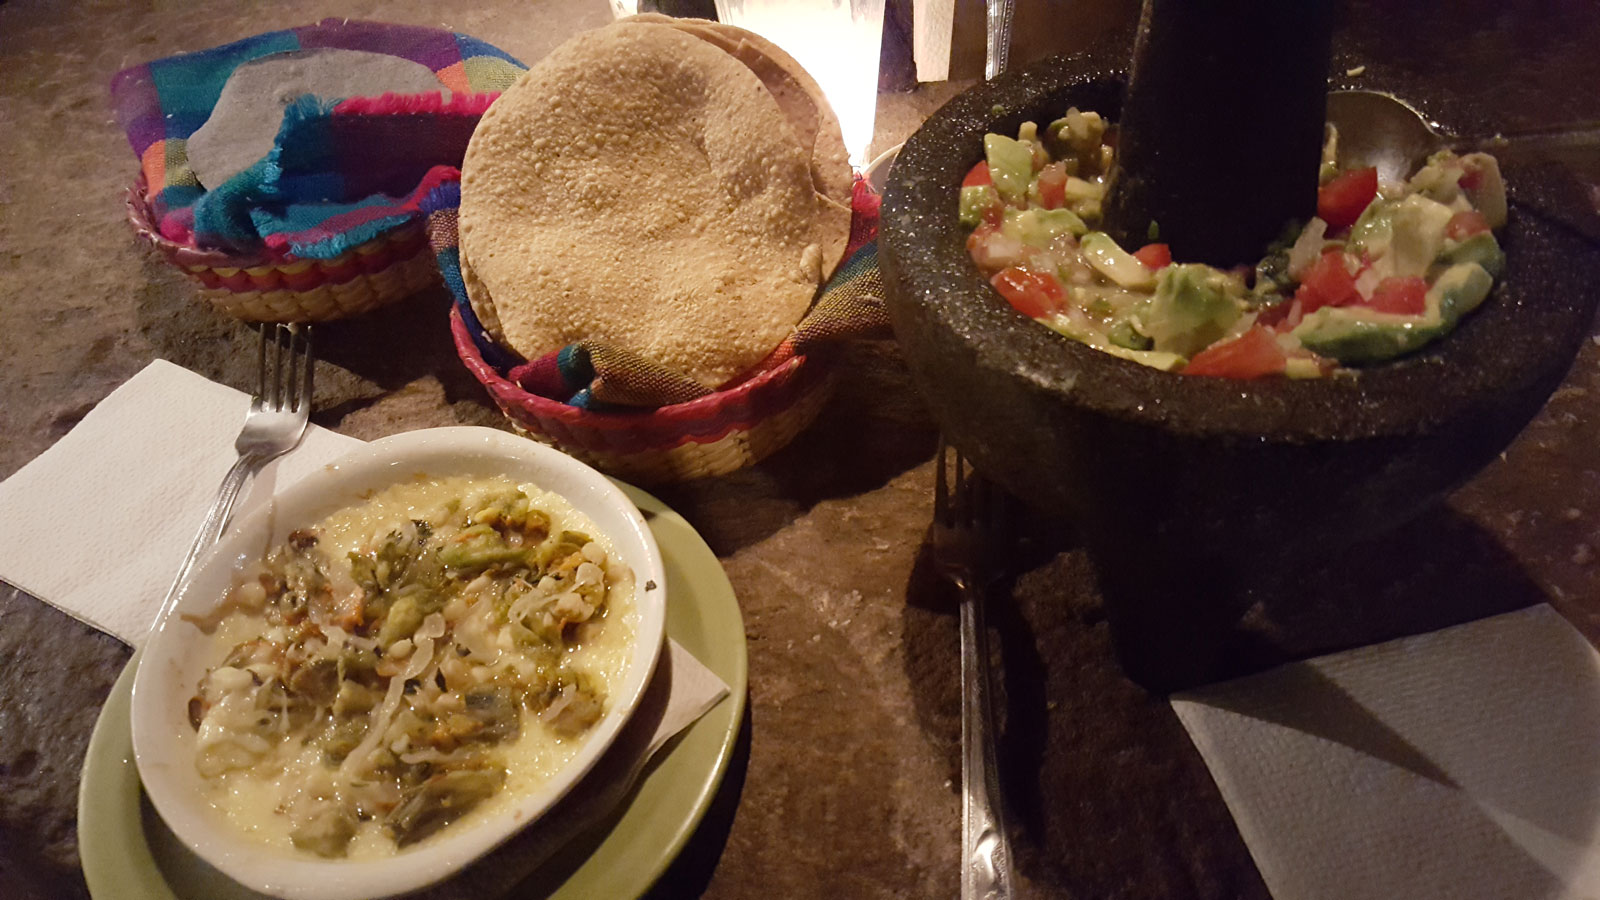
left=185, top=474, right=637, bottom=859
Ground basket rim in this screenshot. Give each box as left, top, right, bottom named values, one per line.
left=450, top=306, right=833, bottom=430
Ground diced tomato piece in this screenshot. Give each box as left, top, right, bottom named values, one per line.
left=990, top=267, right=1066, bottom=319
left=1035, top=162, right=1068, bottom=210
left=1132, top=243, right=1172, bottom=270
left=1183, top=327, right=1287, bottom=379
left=1317, top=166, right=1379, bottom=231
left=963, top=161, right=992, bottom=188
left=1255, top=300, right=1291, bottom=329
left=1458, top=163, right=1483, bottom=190
left=1446, top=209, right=1491, bottom=241
left=1295, top=250, right=1362, bottom=313
left=1365, top=276, right=1428, bottom=315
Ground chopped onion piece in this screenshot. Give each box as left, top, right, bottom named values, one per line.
left=341, top=672, right=406, bottom=778
left=1288, top=218, right=1330, bottom=278
left=416, top=613, right=446, bottom=641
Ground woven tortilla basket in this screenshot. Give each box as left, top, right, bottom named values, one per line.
left=126, top=174, right=438, bottom=322
left=450, top=310, right=838, bottom=484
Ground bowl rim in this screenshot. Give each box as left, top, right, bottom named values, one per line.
left=880, top=55, right=1600, bottom=444
left=128, top=426, right=667, bottom=900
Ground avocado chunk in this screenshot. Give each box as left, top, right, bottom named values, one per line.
left=984, top=134, right=1035, bottom=204
left=1436, top=231, right=1504, bottom=280
left=1080, top=232, right=1155, bottom=289
left=1431, top=261, right=1496, bottom=321
left=1384, top=194, right=1456, bottom=279
left=1136, top=264, right=1245, bottom=357
left=1461, top=152, right=1507, bottom=228
left=1347, top=197, right=1394, bottom=258
left=1292, top=261, right=1493, bottom=363
left=959, top=185, right=1001, bottom=227
left=1349, top=193, right=1456, bottom=286
left=1292, top=308, right=1442, bottom=364
left=1001, top=207, right=1087, bottom=248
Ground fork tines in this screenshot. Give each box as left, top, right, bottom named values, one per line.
left=256, top=323, right=314, bottom=412
left=935, top=439, right=1002, bottom=535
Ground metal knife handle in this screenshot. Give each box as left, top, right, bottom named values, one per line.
left=960, top=576, right=1014, bottom=900
left=985, top=0, right=1016, bottom=81
left=1461, top=122, right=1600, bottom=165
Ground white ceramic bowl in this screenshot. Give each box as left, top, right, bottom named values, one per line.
left=130, top=426, right=667, bottom=900
left=862, top=142, right=902, bottom=195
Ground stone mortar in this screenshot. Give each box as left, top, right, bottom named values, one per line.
left=880, top=53, right=1600, bottom=575
left=879, top=54, right=1600, bottom=687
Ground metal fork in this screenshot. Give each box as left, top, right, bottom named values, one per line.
left=151, top=323, right=314, bottom=628
left=931, top=439, right=1015, bottom=900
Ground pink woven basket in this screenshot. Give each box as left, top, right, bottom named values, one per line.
left=450, top=309, right=838, bottom=483
left=126, top=174, right=437, bottom=322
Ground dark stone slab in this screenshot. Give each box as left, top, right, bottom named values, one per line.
left=2, top=1, right=1598, bottom=898
left=0, top=585, right=131, bottom=900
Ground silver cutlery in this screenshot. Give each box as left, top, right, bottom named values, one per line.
left=151, top=323, right=314, bottom=629
left=1327, top=89, right=1600, bottom=187
left=931, top=439, right=1015, bottom=900
left=985, top=0, right=1016, bottom=81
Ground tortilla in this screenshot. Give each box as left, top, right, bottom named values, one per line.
left=622, top=14, right=853, bottom=276
left=459, top=22, right=837, bottom=388
left=459, top=250, right=501, bottom=344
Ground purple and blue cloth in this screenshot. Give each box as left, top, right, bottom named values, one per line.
left=110, top=19, right=524, bottom=260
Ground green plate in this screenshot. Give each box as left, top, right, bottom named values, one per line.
left=78, top=484, right=747, bottom=900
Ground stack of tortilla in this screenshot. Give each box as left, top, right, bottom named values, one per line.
left=458, top=15, right=853, bottom=390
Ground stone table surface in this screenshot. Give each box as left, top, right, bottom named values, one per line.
left=3, top=2, right=1600, bottom=899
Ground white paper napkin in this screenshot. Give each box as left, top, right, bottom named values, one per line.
left=0, top=359, right=363, bottom=643
left=1173, top=604, right=1600, bottom=900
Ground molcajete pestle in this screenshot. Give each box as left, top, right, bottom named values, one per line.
left=1103, top=0, right=1335, bottom=266
left=879, top=53, right=1600, bottom=690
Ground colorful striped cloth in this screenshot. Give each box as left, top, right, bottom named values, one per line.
left=110, top=19, right=524, bottom=260
left=422, top=172, right=892, bottom=410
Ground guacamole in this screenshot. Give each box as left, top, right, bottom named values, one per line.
left=959, top=108, right=1508, bottom=378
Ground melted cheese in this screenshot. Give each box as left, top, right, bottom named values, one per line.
left=193, top=474, right=638, bottom=858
